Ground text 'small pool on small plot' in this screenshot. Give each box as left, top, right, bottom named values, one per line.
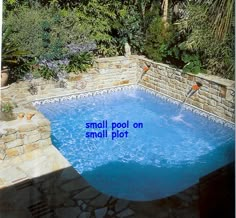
left=36, top=86, right=235, bottom=201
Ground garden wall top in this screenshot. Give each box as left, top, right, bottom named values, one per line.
left=138, top=56, right=235, bottom=88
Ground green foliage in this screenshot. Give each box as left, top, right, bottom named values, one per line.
left=37, top=65, right=57, bottom=80
left=113, top=4, right=144, bottom=54
left=182, top=53, right=202, bottom=74
left=2, top=27, right=30, bottom=82
left=144, top=16, right=173, bottom=62
left=1, top=102, right=14, bottom=113
left=76, top=0, right=117, bottom=56
left=3, top=0, right=234, bottom=81
left=66, top=52, right=93, bottom=73
left=176, top=3, right=234, bottom=79
left=4, top=4, right=47, bottom=58
left=2, top=27, right=28, bottom=67
left=3, top=3, right=91, bottom=60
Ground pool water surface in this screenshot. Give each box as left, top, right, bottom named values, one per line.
left=36, top=86, right=235, bottom=201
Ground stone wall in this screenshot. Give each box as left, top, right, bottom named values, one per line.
left=82, top=56, right=138, bottom=89
left=0, top=112, right=52, bottom=160
left=3, top=55, right=234, bottom=123
left=138, top=56, right=235, bottom=122
left=0, top=55, right=234, bottom=160
left=0, top=56, right=138, bottom=104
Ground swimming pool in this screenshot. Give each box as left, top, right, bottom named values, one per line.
left=36, top=86, right=235, bottom=201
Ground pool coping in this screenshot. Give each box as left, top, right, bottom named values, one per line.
left=32, top=84, right=235, bottom=129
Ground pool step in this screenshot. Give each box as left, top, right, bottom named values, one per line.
left=28, top=201, right=53, bottom=218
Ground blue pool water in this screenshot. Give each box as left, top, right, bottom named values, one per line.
left=36, top=87, right=235, bottom=201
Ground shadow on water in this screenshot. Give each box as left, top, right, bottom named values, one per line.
left=0, top=162, right=234, bottom=218
left=81, top=158, right=235, bottom=202
left=82, top=161, right=193, bottom=201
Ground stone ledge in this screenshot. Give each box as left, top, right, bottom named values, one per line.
left=138, top=56, right=235, bottom=88
left=0, top=111, right=52, bottom=160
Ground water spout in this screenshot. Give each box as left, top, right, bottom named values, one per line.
left=182, top=82, right=203, bottom=105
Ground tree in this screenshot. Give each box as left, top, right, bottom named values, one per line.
left=161, top=0, right=168, bottom=25
left=206, top=0, right=234, bottom=40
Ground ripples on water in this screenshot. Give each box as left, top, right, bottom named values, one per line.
left=37, top=87, right=235, bottom=200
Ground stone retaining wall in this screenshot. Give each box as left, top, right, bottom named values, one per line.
left=66, top=56, right=138, bottom=91
left=137, top=56, right=235, bottom=122
left=0, top=112, right=51, bottom=160
left=0, top=55, right=234, bottom=160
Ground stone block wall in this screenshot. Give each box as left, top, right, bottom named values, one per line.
left=1, top=56, right=138, bottom=101
left=138, top=56, right=235, bottom=122
left=0, top=112, right=52, bottom=160
left=0, top=55, right=234, bottom=160
left=81, top=56, right=138, bottom=90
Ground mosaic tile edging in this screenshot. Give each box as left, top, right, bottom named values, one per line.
left=32, top=85, right=136, bottom=106
left=32, top=84, right=235, bottom=129
left=138, top=85, right=235, bottom=129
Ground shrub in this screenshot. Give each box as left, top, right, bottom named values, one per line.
left=38, top=65, right=57, bottom=80
left=144, top=16, right=174, bottom=62
left=176, top=3, right=234, bottom=79
left=113, top=4, right=144, bottom=54
left=3, top=3, right=92, bottom=60
left=76, top=0, right=117, bottom=56
left=181, top=53, right=203, bottom=74
left=66, top=52, right=94, bottom=73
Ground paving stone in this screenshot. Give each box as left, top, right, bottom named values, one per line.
left=81, top=203, right=87, bottom=210
left=89, top=194, right=110, bottom=207
left=73, top=187, right=100, bottom=200
left=77, top=200, right=84, bottom=206
left=12, top=186, right=42, bottom=208
left=107, top=210, right=115, bottom=216
left=0, top=208, right=32, bottom=218
left=115, top=200, right=129, bottom=212
left=61, top=178, right=89, bottom=192
left=55, top=207, right=81, bottom=218
left=116, top=208, right=135, bottom=217
left=79, top=211, right=91, bottom=218
left=95, top=207, right=107, bottom=218
left=63, top=199, right=76, bottom=207
left=176, top=193, right=192, bottom=203
left=0, top=166, right=27, bottom=183
left=47, top=192, right=71, bottom=207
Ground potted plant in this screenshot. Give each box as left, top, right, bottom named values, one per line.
left=1, top=27, right=28, bottom=88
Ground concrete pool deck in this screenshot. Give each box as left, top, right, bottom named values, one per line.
left=0, top=55, right=234, bottom=217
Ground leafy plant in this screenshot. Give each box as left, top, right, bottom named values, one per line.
left=66, top=52, right=93, bottom=73
left=182, top=53, right=203, bottom=74
left=3, top=4, right=91, bottom=60
left=2, top=27, right=28, bottom=68
left=38, top=65, right=57, bottom=80
left=144, top=16, right=174, bottom=62
left=113, top=4, right=144, bottom=54
left=76, top=0, right=117, bottom=56
left=175, top=3, right=234, bottom=79
left=1, top=102, right=14, bottom=113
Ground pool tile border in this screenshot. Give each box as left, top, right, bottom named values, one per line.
left=32, top=84, right=235, bottom=129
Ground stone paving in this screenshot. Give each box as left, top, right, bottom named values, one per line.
left=0, top=146, right=200, bottom=218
